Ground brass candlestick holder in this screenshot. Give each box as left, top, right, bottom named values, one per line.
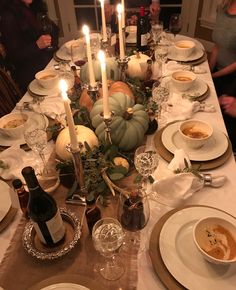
left=83, top=82, right=101, bottom=103
left=100, top=112, right=114, bottom=145
left=66, top=143, right=87, bottom=205
left=117, top=56, right=129, bottom=82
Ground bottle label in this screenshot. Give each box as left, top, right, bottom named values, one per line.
left=141, top=34, right=148, bottom=46
left=33, top=210, right=65, bottom=244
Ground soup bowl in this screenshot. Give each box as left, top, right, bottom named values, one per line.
left=193, top=217, right=236, bottom=265
left=174, top=39, right=196, bottom=58
left=0, top=112, right=29, bottom=139
left=35, top=69, right=59, bottom=90
left=171, top=70, right=196, bottom=92
left=179, top=119, right=213, bottom=149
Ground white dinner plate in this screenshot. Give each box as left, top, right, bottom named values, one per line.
left=0, top=180, right=12, bottom=222
left=28, top=79, right=60, bottom=96
left=0, top=112, right=49, bottom=147
left=40, top=283, right=89, bottom=290
left=159, top=206, right=236, bottom=290
left=161, top=122, right=228, bottom=161
left=168, top=45, right=204, bottom=62
left=56, top=44, right=86, bottom=62
left=166, top=77, right=208, bottom=98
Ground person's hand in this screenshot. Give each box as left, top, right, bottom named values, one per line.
left=219, top=95, right=236, bottom=117
left=150, top=2, right=161, bottom=17
left=36, top=35, right=52, bottom=49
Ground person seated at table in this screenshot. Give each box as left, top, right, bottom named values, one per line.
left=0, top=0, right=59, bottom=94
left=219, top=91, right=236, bottom=152
left=105, top=0, right=160, bottom=32
left=209, top=0, right=236, bottom=96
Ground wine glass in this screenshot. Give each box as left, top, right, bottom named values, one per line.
left=92, top=217, right=125, bottom=280
left=151, top=20, right=163, bottom=46
left=134, top=145, right=159, bottom=190
left=169, top=13, right=182, bottom=38
left=24, top=115, right=49, bottom=175
left=38, top=13, right=53, bottom=50
left=117, top=188, right=150, bottom=253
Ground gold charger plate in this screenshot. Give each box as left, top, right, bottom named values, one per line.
left=149, top=205, right=236, bottom=290
left=167, top=51, right=207, bottom=66
left=28, top=274, right=100, bottom=290
left=154, top=123, right=232, bottom=170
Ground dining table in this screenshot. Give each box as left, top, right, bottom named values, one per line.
left=0, top=34, right=236, bottom=290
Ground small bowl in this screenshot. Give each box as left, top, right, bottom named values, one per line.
left=0, top=112, right=29, bottom=139
left=193, top=217, right=236, bottom=265
left=179, top=119, right=213, bottom=149
left=35, top=69, right=59, bottom=90
left=171, top=70, right=196, bottom=92
left=174, top=40, right=196, bottom=57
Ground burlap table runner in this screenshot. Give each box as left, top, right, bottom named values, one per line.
left=0, top=185, right=138, bottom=290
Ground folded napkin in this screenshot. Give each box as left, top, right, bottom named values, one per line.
left=16, top=95, right=65, bottom=119
left=0, top=146, right=32, bottom=180
left=151, top=149, right=227, bottom=207
left=32, top=95, right=65, bottom=119
left=163, top=61, right=207, bottom=77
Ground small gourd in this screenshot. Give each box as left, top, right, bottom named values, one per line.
left=127, top=52, right=151, bottom=80
left=90, top=93, right=149, bottom=151
left=55, top=125, right=99, bottom=161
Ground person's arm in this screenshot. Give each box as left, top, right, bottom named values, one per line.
left=212, top=61, right=236, bottom=78
left=1, top=12, right=48, bottom=64
left=219, top=95, right=236, bottom=117
left=209, top=44, right=219, bottom=72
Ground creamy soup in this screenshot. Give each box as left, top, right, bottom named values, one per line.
left=200, top=224, right=236, bottom=260
left=39, top=74, right=57, bottom=80
left=174, top=76, right=192, bottom=82
left=3, top=118, right=26, bottom=129
left=182, top=126, right=208, bottom=139
left=177, top=44, right=191, bottom=48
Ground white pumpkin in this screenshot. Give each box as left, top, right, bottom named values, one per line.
left=55, top=125, right=99, bottom=161
left=127, top=52, right=151, bottom=80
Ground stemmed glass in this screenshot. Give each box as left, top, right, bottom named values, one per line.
left=38, top=13, right=54, bottom=50
left=24, top=114, right=48, bottom=175
left=134, top=145, right=159, bottom=190
left=117, top=189, right=150, bottom=253
left=151, top=20, right=163, bottom=46
left=169, top=13, right=182, bottom=38
left=92, top=217, right=125, bottom=280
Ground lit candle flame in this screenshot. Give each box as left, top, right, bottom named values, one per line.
left=117, top=3, right=123, bottom=15
left=59, top=79, right=68, bottom=100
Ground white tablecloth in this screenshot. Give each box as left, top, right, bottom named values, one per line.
left=1, top=41, right=236, bottom=290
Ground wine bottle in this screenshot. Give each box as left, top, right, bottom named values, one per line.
left=12, top=179, right=29, bottom=218
left=137, top=6, right=149, bottom=52
left=21, top=166, right=65, bottom=246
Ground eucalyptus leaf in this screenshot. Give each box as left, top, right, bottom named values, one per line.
left=109, top=172, right=125, bottom=181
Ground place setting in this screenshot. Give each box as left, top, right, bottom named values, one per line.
left=167, top=39, right=207, bottom=65
left=153, top=117, right=232, bottom=170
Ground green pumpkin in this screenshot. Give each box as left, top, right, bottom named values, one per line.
left=90, top=92, right=149, bottom=151
left=80, top=57, right=119, bottom=84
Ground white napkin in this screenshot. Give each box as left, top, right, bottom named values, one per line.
left=151, top=149, right=226, bottom=207
left=163, top=61, right=207, bottom=77
left=162, top=92, right=200, bottom=123
left=0, top=146, right=32, bottom=180
left=26, top=95, right=65, bottom=119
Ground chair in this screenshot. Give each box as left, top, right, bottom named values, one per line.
left=0, top=68, right=22, bottom=117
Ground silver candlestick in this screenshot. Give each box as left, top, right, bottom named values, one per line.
left=117, top=57, right=129, bottom=82
left=100, top=112, right=114, bottom=145
left=83, top=83, right=101, bottom=103
left=66, top=144, right=87, bottom=205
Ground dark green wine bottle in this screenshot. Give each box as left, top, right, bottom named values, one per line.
left=22, top=166, right=65, bottom=246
